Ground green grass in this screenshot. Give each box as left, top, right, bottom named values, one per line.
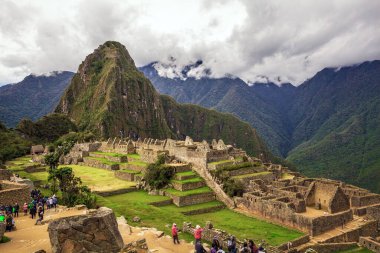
left=120, top=169, right=141, bottom=174
left=333, top=246, right=373, bottom=253
left=208, top=160, right=231, bottom=165
left=165, top=187, right=212, bottom=196
left=0, top=236, right=11, bottom=243
left=62, top=165, right=136, bottom=191
left=127, top=154, right=141, bottom=159
left=128, top=160, right=148, bottom=167
left=172, top=177, right=203, bottom=184
left=176, top=171, right=196, bottom=177
left=232, top=171, right=271, bottom=179
left=97, top=191, right=303, bottom=245
left=86, top=156, right=122, bottom=165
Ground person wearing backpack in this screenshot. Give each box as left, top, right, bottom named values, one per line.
left=227, top=236, right=237, bottom=253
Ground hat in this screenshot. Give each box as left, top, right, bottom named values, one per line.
left=173, top=223, right=176, bottom=226
left=196, top=225, right=200, bottom=229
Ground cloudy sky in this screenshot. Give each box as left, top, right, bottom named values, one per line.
left=1, top=0, right=380, bottom=85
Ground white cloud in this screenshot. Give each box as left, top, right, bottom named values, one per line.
left=0, top=0, right=379, bottom=85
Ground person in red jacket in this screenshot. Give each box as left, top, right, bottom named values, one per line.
left=194, top=224, right=203, bottom=244
left=172, top=223, right=180, bottom=244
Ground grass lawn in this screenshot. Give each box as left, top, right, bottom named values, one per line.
left=176, top=171, right=196, bottom=177
left=128, top=160, right=148, bottom=167
left=208, top=160, right=231, bottom=165
left=333, top=247, right=373, bottom=253
left=97, top=191, right=303, bottom=245
left=127, top=154, right=141, bottom=159
left=232, top=171, right=271, bottom=179
left=59, top=165, right=136, bottom=191
left=172, top=177, right=203, bottom=184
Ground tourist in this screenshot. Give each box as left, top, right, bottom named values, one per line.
left=239, top=242, right=250, bottom=253
left=0, top=211, right=5, bottom=222
left=35, top=205, right=44, bottom=225
left=52, top=195, right=58, bottom=210
left=217, top=246, right=226, bottom=253
left=227, top=236, right=237, bottom=253
left=30, top=204, right=37, bottom=219
left=211, top=245, right=218, bottom=253
left=249, top=240, right=258, bottom=253
left=258, top=244, right=266, bottom=253
left=14, top=202, right=19, bottom=217
left=195, top=240, right=207, bottom=253
left=212, top=235, right=221, bottom=250
left=194, top=224, right=203, bottom=244
left=5, top=213, right=14, bottom=232
left=23, top=202, right=28, bottom=216
left=172, top=223, right=180, bottom=244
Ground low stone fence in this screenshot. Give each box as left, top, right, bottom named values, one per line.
left=0, top=180, right=30, bottom=206
left=323, top=220, right=378, bottom=243
left=181, top=205, right=224, bottom=215
left=149, top=199, right=173, bottom=207
left=359, top=236, right=380, bottom=253
left=277, top=235, right=310, bottom=251
left=114, top=170, right=141, bottom=181
left=310, top=209, right=353, bottom=236
left=83, top=157, right=119, bottom=170
left=89, top=152, right=128, bottom=163
left=297, top=242, right=357, bottom=253
left=228, top=167, right=257, bottom=177
left=172, top=181, right=205, bottom=191
left=168, top=192, right=215, bottom=207
left=94, top=187, right=137, bottom=197
left=25, top=165, right=46, bottom=173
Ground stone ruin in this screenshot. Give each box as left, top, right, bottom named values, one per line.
left=48, top=207, right=124, bottom=253
left=0, top=169, right=31, bottom=206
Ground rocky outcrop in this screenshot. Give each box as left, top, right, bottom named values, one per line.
left=121, top=238, right=149, bottom=253
left=48, top=207, right=124, bottom=253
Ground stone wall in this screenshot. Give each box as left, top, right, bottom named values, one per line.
left=367, top=205, right=380, bottom=228
left=311, top=210, right=353, bottom=236
left=82, top=158, right=119, bottom=170
left=351, top=194, right=380, bottom=207
left=149, top=199, right=173, bottom=207
left=228, top=167, right=257, bottom=177
left=297, top=242, right=357, bottom=253
left=169, top=192, right=215, bottom=207
left=323, top=220, right=378, bottom=243
left=0, top=180, right=31, bottom=206
left=90, top=153, right=128, bottom=163
left=0, top=169, right=12, bottom=180
left=172, top=181, right=205, bottom=191
left=277, top=235, right=310, bottom=251
left=206, top=150, right=229, bottom=163
left=115, top=170, right=136, bottom=181
left=359, top=237, right=380, bottom=253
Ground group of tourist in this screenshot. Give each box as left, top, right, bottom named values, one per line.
left=171, top=223, right=266, bottom=253
left=0, top=189, right=59, bottom=232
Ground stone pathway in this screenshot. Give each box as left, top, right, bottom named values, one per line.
left=0, top=207, right=196, bottom=253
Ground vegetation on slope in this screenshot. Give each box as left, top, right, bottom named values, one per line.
left=0, top=121, right=31, bottom=163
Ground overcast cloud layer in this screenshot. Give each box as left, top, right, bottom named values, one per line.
left=1, top=0, right=380, bottom=85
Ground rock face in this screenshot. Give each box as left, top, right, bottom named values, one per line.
left=48, top=207, right=124, bottom=253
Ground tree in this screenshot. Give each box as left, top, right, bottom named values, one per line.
left=55, top=167, right=96, bottom=208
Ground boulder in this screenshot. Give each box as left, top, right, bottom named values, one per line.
left=48, top=207, right=124, bottom=253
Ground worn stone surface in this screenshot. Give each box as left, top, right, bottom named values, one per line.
left=121, top=238, right=149, bottom=253
left=48, top=207, right=124, bottom=253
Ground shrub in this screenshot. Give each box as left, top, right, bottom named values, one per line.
left=144, top=155, right=173, bottom=189
left=223, top=179, right=245, bottom=197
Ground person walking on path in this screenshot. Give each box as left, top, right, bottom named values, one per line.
left=13, top=202, right=19, bottom=217
left=35, top=206, right=44, bottom=225
left=195, top=241, right=207, bottom=253
left=30, top=204, right=36, bottom=219
left=194, top=225, right=203, bottom=244
left=171, top=223, right=180, bottom=244
left=23, top=202, right=28, bottom=216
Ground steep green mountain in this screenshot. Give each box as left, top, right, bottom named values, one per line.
left=0, top=71, right=74, bottom=127
left=287, top=62, right=380, bottom=192
left=55, top=41, right=272, bottom=158
left=0, top=121, right=31, bottom=163
left=141, top=61, right=380, bottom=192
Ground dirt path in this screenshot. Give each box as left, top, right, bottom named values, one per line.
left=0, top=207, right=195, bottom=253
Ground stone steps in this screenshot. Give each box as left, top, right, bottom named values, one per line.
left=164, top=187, right=216, bottom=207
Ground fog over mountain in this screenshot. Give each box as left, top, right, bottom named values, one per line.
left=1, top=0, right=380, bottom=85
